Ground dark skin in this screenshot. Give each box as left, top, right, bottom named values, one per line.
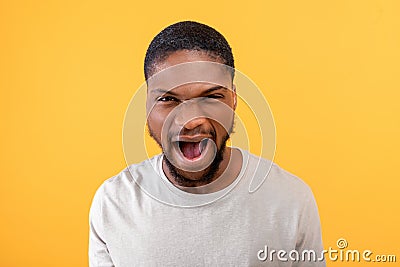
left=146, top=50, right=242, bottom=191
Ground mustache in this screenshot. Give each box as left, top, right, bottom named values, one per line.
left=168, top=128, right=216, bottom=140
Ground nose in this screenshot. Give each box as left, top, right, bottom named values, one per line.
left=181, top=117, right=208, bottom=130
left=174, top=99, right=208, bottom=130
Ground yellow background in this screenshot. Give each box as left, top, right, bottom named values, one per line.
left=1, top=0, right=399, bottom=266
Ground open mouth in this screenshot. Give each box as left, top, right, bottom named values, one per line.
left=178, top=139, right=209, bottom=160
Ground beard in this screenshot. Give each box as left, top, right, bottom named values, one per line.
left=148, top=122, right=233, bottom=187
left=163, top=133, right=229, bottom=187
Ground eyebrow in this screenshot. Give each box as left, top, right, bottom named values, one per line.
left=202, top=85, right=227, bottom=94
left=150, top=88, right=178, bottom=96
left=150, top=85, right=227, bottom=96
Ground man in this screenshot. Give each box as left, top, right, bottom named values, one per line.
left=89, top=21, right=325, bottom=266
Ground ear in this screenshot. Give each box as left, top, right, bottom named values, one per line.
left=232, top=84, right=237, bottom=110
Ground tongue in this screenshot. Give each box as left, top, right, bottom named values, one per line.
left=180, top=142, right=201, bottom=159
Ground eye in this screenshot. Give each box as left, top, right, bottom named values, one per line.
left=157, top=96, right=180, bottom=102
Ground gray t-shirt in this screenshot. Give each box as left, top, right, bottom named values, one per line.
left=89, top=149, right=325, bottom=266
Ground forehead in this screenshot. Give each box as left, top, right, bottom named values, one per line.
left=152, top=50, right=224, bottom=74
left=147, top=50, right=233, bottom=94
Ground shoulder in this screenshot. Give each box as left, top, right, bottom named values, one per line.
left=91, top=155, right=162, bottom=204
left=244, top=150, right=314, bottom=201
left=270, top=161, right=313, bottom=196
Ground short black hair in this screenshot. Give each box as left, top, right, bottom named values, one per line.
left=144, top=21, right=235, bottom=80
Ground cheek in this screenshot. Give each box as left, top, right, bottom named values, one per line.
left=213, top=121, right=230, bottom=144
left=148, top=109, right=168, bottom=138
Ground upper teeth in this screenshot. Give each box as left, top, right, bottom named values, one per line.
left=200, top=139, right=208, bottom=153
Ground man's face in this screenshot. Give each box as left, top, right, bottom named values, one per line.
left=146, top=50, right=237, bottom=185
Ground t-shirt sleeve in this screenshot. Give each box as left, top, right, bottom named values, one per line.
left=88, top=184, right=115, bottom=267
left=294, top=189, right=326, bottom=267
